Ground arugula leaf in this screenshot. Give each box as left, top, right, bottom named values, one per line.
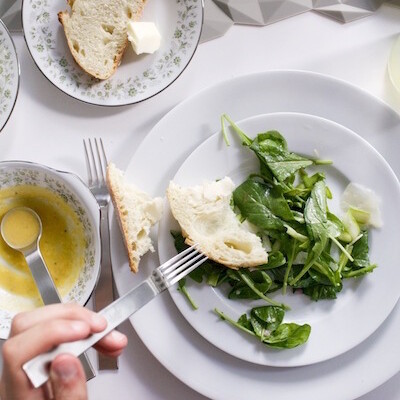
left=177, top=279, right=198, bottom=310
left=236, top=270, right=290, bottom=309
left=342, top=264, right=377, bottom=278
left=300, top=170, right=325, bottom=189
left=229, top=283, right=272, bottom=300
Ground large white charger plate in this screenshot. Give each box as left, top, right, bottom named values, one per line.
left=22, top=0, right=203, bottom=106
left=110, top=70, right=400, bottom=400
left=159, top=112, right=400, bottom=367
left=0, top=19, right=19, bottom=133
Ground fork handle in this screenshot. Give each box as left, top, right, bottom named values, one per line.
left=23, top=278, right=159, bottom=389
left=94, top=205, right=118, bottom=370
left=95, top=205, right=115, bottom=309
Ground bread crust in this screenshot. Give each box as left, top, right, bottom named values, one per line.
left=106, top=167, right=139, bottom=273
left=58, top=0, right=146, bottom=80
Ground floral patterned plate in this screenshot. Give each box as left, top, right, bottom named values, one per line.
left=22, top=0, right=204, bottom=106
left=0, top=19, right=19, bottom=133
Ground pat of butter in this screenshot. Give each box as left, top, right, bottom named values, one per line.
left=127, top=22, right=161, bottom=55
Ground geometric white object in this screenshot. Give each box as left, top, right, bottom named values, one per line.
left=201, top=0, right=234, bottom=43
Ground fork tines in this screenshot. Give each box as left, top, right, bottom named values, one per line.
left=83, top=138, right=108, bottom=186
left=159, top=245, right=208, bottom=286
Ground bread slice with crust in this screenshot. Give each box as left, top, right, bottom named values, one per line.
left=167, top=177, right=269, bottom=269
left=106, top=163, right=163, bottom=273
left=58, top=0, right=146, bottom=80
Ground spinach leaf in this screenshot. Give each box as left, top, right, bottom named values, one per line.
left=233, top=179, right=286, bottom=231
left=349, top=231, right=370, bottom=268
left=290, top=181, right=329, bottom=285
left=251, top=306, right=285, bottom=332
left=258, top=250, right=286, bottom=270
left=303, top=284, right=341, bottom=301
left=263, top=323, right=311, bottom=349
left=237, top=313, right=253, bottom=331
left=229, top=284, right=270, bottom=300
left=215, top=308, right=311, bottom=349
left=326, top=212, right=345, bottom=238
left=249, top=132, right=314, bottom=182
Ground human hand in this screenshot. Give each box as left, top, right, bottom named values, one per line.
left=0, top=303, right=128, bottom=400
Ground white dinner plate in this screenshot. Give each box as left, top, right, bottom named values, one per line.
left=0, top=19, right=19, bottom=134
left=22, top=0, right=203, bottom=106
left=110, top=71, right=400, bottom=400
left=159, top=112, right=400, bottom=367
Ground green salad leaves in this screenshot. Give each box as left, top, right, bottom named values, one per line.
left=215, top=307, right=311, bottom=349
left=172, top=115, right=378, bottom=350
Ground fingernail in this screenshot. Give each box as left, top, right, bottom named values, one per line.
left=52, top=359, right=79, bottom=382
left=110, top=330, right=126, bottom=343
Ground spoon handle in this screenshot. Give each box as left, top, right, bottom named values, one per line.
left=24, top=248, right=96, bottom=381
left=25, top=249, right=61, bottom=304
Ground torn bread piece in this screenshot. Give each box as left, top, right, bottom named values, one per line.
left=107, top=163, right=163, bottom=273
left=167, top=177, right=269, bottom=269
left=58, top=0, right=147, bottom=80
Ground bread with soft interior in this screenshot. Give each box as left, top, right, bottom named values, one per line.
left=58, top=0, right=147, bottom=80
left=106, top=163, right=163, bottom=273
left=167, top=177, right=269, bottom=269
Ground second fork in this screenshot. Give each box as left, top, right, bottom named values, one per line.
left=83, top=138, right=118, bottom=370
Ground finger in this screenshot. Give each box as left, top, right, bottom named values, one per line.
left=50, top=354, right=87, bottom=400
left=94, top=330, right=128, bottom=354
left=97, top=348, right=124, bottom=358
left=3, top=319, right=91, bottom=368
left=10, top=303, right=106, bottom=336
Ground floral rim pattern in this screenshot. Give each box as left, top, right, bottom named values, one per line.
left=0, top=21, right=19, bottom=132
left=0, top=165, right=99, bottom=338
left=23, top=0, right=203, bottom=106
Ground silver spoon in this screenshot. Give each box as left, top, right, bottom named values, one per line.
left=1, top=207, right=95, bottom=379
left=1, top=207, right=60, bottom=304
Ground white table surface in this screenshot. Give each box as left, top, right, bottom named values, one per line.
left=1, top=4, right=400, bottom=399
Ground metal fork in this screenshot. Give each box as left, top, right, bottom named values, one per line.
left=83, top=138, right=117, bottom=370
left=23, top=245, right=208, bottom=388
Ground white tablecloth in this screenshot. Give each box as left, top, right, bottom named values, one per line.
left=1, top=4, right=400, bottom=399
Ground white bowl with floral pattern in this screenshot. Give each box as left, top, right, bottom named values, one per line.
left=22, top=0, right=204, bottom=106
left=0, top=161, right=101, bottom=339
left=0, top=19, right=20, bottom=133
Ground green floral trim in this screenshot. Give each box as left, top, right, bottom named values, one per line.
left=26, top=0, right=202, bottom=104
left=0, top=166, right=99, bottom=338
left=0, top=26, right=18, bottom=126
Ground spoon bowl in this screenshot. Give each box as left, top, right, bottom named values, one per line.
left=1, top=207, right=42, bottom=253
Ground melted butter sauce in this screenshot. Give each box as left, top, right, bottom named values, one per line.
left=0, top=185, right=86, bottom=305
left=2, top=208, right=40, bottom=249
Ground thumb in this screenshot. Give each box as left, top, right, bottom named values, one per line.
left=49, top=354, right=88, bottom=400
